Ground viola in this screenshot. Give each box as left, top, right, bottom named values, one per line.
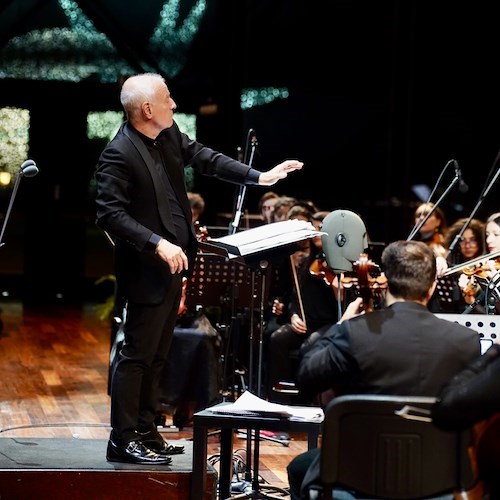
left=341, top=253, right=388, bottom=312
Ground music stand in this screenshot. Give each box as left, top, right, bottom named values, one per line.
left=186, top=252, right=257, bottom=309
left=185, top=250, right=266, bottom=397
left=199, top=219, right=321, bottom=397
left=198, top=221, right=321, bottom=499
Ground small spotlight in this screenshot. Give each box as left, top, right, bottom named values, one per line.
left=0, top=172, right=12, bottom=186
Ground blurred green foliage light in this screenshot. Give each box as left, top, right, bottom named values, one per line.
left=0, top=0, right=207, bottom=83
left=241, top=87, right=289, bottom=110
left=0, top=107, right=30, bottom=175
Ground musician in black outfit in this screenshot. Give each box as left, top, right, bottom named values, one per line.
left=287, top=240, right=480, bottom=499
left=432, top=343, right=500, bottom=498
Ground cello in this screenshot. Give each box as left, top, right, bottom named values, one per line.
left=341, top=253, right=388, bottom=312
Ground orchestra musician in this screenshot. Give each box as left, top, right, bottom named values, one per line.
left=412, top=201, right=448, bottom=260
left=265, top=205, right=340, bottom=404
left=429, top=217, right=486, bottom=314
left=257, top=190, right=280, bottom=224
left=454, top=212, right=500, bottom=314
left=409, top=202, right=451, bottom=312
left=444, top=218, right=485, bottom=266
left=432, top=343, right=500, bottom=498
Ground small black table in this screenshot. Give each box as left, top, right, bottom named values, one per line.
left=190, top=403, right=322, bottom=500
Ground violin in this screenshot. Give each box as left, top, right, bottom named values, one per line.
left=341, top=253, right=388, bottom=312
left=194, top=221, right=209, bottom=241
left=443, top=249, right=500, bottom=277
left=309, top=256, right=337, bottom=287
left=461, top=259, right=500, bottom=278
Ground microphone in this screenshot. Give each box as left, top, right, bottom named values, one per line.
left=250, top=128, right=258, bottom=145
left=20, top=159, right=39, bottom=177
left=243, top=128, right=257, bottom=164
left=454, top=160, right=468, bottom=193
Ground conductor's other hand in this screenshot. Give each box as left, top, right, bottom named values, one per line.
left=258, top=160, right=303, bottom=186
left=156, top=239, right=189, bottom=274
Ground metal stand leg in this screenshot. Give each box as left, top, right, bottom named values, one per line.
left=229, top=265, right=289, bottom=499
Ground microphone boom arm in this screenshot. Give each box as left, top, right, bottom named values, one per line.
left=445, top=162, right=500, bottom=258
left=407, top=174, right=459, bottom=241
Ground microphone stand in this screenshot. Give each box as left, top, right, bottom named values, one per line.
left=229, top=129, right=258, bottom=235
left=407, top=159, right=455, bottom=241
left=0, top=168, right=33, bottom=248
left=445, top=165, right=500, bottom=259
left=407, top=174, right=459, bottom=241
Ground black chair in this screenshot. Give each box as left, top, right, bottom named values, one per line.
left=307, top=394, right=478, bottom=499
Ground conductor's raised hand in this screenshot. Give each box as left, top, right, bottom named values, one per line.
left=258, top=160, right=304, bottom=186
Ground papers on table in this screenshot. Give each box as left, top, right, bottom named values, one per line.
left=208, top=390, right=324, bottom=423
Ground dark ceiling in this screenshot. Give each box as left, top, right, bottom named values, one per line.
left=1, top=1, right=500, bottom=302
left=1, top=1, right=500, bottom=218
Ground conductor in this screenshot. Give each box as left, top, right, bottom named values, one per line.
left=95, top=72, right=303, bottom=464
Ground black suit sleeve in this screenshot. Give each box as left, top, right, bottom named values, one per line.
left=297, top=321, right=358, bottom=399
left=432, top=344, right=500, bottom=431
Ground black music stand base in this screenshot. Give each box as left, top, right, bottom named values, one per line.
left=230, top=428, right=290, bottom=499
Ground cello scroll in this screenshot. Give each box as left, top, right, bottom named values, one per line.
left=341, top=253, right=388, bottom=311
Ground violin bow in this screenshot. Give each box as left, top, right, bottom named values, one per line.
left=442, top=249, right=500, bottom=277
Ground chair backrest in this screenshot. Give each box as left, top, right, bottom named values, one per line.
left=318, top=394, right=477, bottom=499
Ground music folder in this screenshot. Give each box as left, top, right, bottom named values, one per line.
left=201, top=219, right=323, bottom=264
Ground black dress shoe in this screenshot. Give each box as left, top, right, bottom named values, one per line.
left=137, top=429, right=185, bottom=455
left=142, top=439, right=185, bottom=456
left=106, top=439, right=172, bottom=465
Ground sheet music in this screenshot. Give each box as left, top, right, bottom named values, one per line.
left=435, top=313, right=499, bottom=354
left=208, top=390, right=324, bottom=422
left=208, top=219, right=324, bottom=256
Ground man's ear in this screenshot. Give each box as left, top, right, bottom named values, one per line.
left=142, top=101, right=152, bottom=119
left=426, top=280, right=437, bottom=302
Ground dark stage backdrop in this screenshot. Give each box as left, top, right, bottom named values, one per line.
left=0, top=1, right=499, bottom=303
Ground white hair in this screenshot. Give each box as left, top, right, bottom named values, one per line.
left=120, top=73, right=166, bottom=121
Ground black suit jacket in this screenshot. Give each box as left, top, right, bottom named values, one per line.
left=298, top=301, right=481, bottom=399
left=298, top=301, right=482, bottom=497
left=95, top=121, right=259, bottom=304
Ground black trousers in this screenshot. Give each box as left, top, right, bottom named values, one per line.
left=109, top=274, right=182, bottom=444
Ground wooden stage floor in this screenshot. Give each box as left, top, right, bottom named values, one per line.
left=0, top=299, right=308, bottom=498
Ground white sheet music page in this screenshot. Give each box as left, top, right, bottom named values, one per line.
left=208, top=219, right=324, bottom=256
left=208, top=390, right=324, bottom=422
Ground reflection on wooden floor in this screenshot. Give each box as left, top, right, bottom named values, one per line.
left=0, top=300, right=308, bottom=495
